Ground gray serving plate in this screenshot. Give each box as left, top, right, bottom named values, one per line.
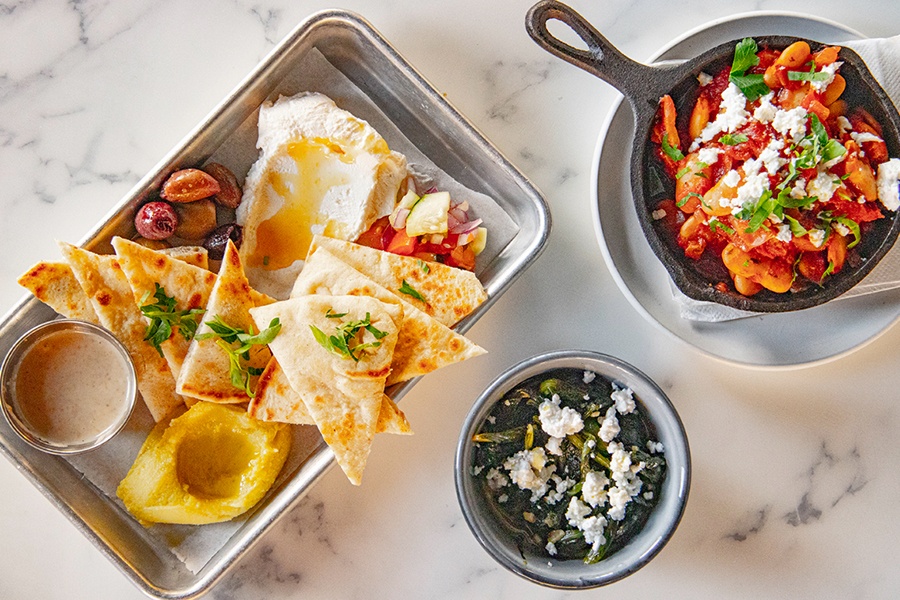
left=0, top=10, right=550, bottom=599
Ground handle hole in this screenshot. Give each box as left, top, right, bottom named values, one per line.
left=546, top=19, right=590, bottom=52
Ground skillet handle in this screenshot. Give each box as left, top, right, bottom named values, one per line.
left=526, top=0, right=658, bottom=101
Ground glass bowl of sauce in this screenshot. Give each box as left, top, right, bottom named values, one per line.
left=1, top=319, right=137, bottom=454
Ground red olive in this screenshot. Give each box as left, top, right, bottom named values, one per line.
left=135, top=201, right=178, bottom=240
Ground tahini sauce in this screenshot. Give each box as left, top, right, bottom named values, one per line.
left=14, top=329, right=131, bottom=446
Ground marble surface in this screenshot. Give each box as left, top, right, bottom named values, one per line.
left=2, top=0, right=900, bottom=598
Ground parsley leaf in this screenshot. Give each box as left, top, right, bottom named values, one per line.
left=720, top=133, right=749, bottom=146
left=195, top=316, right=281, bottom=397
left=139, top=283, right=205, bottom=357
left=787, top=70, right=831, bottom=82
left=417, top=259, right=431, bottom=274
left=729, top=38, right=770, bottom=101
left=399, top=279, right=427, bottom=303
left=661, top=132, right=685, bottom=162
left=310, top=311, right=389, bottom=362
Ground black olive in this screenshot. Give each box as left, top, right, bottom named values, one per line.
left=204, top=223, right=243, bottom=260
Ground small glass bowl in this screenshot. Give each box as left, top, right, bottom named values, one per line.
left=455, top=350, right=690, bottom=588
left=1, top=319, right=137, bottom=455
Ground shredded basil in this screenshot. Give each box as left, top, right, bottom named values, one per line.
left=399, top=279, right=427, bottom=303
left=661, top=132, right=685, bottom=162
left=720, top=133, right=749, bottom=146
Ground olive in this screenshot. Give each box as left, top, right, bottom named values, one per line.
left=135, top=201, right=178, bottom=240
left=173, top=199, right=217, bottom=241
left=204, top=223, right=243, bottom=260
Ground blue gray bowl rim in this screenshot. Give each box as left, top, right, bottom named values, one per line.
left=454, top=350, right=691, bottom=588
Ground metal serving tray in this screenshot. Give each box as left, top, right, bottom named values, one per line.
left=0, top=9, right=549, bottom=599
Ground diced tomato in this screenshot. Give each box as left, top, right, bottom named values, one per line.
left=826, top=198, right=884, bottom=223
left=356, top=216, right=391, bottom=250
left=445, top=245, right=476, bottom=271
left=798, top=251, right=827, bottom=282
left=801, top=94, right=830, bottom=123
left=385, top=228, right=418, bottom=255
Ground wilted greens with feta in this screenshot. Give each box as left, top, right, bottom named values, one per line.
left=471, top=368, right=666, bottom=563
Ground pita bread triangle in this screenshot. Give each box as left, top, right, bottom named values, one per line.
left=177, top=240, right=274, bottom=403
left=58, top=241, right=184, bottom=422
left=292, top=247, right=486, bottom=385
left=18, top=246, right=209, bottom=325
left=250, top=294, right=402, bottom=485
left=249, top=357, right=411, bottom=435
left=309, top=235, right=487, bottom=327
left=112, top=237, right=219, bottom=382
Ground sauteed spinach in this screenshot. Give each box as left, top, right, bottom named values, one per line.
left=471, top=368, right=666, bottom=563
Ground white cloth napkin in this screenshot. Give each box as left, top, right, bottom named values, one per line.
left=678, top=35, right=900, bottom=322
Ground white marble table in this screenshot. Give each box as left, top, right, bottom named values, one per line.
left=2, top=1, right=899, bottom=598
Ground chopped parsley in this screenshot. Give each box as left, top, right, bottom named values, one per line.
left=195, top=316, right=281, bottom=397
left=417, top=259, right=431, bottom=274
left=719, top=133, right=749, bottom=146
left=661, top=132, right=685, bottom=162
left=399, top=279, right=427, bottom=303
left=729, top=38, right=770, bottom=101
left=140, top=283, right=205, bottom=357
left=310, top=311, right=388, bottom=362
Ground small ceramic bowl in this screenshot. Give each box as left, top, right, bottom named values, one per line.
left=0, top=319, right=137, bottom=455
left=455, top=350, right=690, bottom=588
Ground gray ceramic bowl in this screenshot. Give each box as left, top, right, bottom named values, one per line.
left=455, top=350, right=690, bottom=588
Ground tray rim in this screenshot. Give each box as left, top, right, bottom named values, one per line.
left=0, top=8, right=550, bottom=599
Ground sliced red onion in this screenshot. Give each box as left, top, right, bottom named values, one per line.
left=449, top=217, right=483, bottom=235
left=390, top=207, right=410, bottom=229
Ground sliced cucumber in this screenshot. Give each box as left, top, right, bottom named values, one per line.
left=405, top=191, right=451, bottom=237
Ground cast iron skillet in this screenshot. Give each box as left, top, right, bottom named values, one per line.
left=526, top=0, right=900, bottom=313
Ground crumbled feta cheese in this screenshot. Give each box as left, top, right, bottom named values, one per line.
left=850, top=131, right=883, bottom=145
left=610, top=445, right=632, bottom=475
left=790, top=177, right=808, bottom=199
left=582, top=471, right=609, bottom=508
left=806, top=167, right=840, bottom=202
left=643, top=491, right=654, bottom=501
left=811, top=61, right=842, bottom=92
left=808, top=228, right=826, bottom=248
left=735, top=163, right=771, bottom=211
left=611, top=387, right=635, bottom=414
left=486, top=415, right=496, bottom=424
left=503, top=447, right=556, bottom=502
left=652, top=208, right=667, bottom=221
left=486, top=467, right=508, bottom=490
left=758, top=138, right=786, bottom=175
left=498, top=493, right=508, bottom=503
left=539, top=396, right=584, bottom=438
left=545, top=475, right=575, bottom=505
left=697, top=146, right=722, bottom=166
left=607, top=486, right=632, bottom=521
left=722, top=169, right=741, bottom=188
left=580, top=515, right=608, bottom=549
left=833, top=221, right=851, bottom=237
left=598, top=405, right=620, bottom=443
left=753, top=92, right=777, bottom=123
left=776, top=223, right=792, bottom=243
left=646, top=440, right=664, bottom=454
left=582, top=370, right=596, bottom=383
left=694, top=82, right=750, bottom=147
left=545, top=435, right=564, bottom=456
left=697, top=71, right=713, bottom=86
left=546, top=542, right=557, bottom=556
left=772, top=106, right=809, bottom=143
left=877, top=158, right=900, bottom=211
left=566, top=497, right=591, bottom=526
left=836, top=116, right=852, bottom=134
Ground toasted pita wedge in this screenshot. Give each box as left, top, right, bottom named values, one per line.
left=58, top=242, right=184, bottom=421
left=310, top=235, right=487, bottom=327
left=249, top=357, right=411, bottom=434
left=250, top=295, right=402, bottom=485
left=177, top=241, right=274, bottom=403
left=18, top=261, right=100, bottom=323
left=17, top=246, right=208, bottom=325
left=292, top=248, right=486, bottom=384
left=112, top=237, right=218, bottom=381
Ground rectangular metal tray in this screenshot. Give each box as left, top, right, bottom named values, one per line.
left=0, top=9, right=549, bottom=599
